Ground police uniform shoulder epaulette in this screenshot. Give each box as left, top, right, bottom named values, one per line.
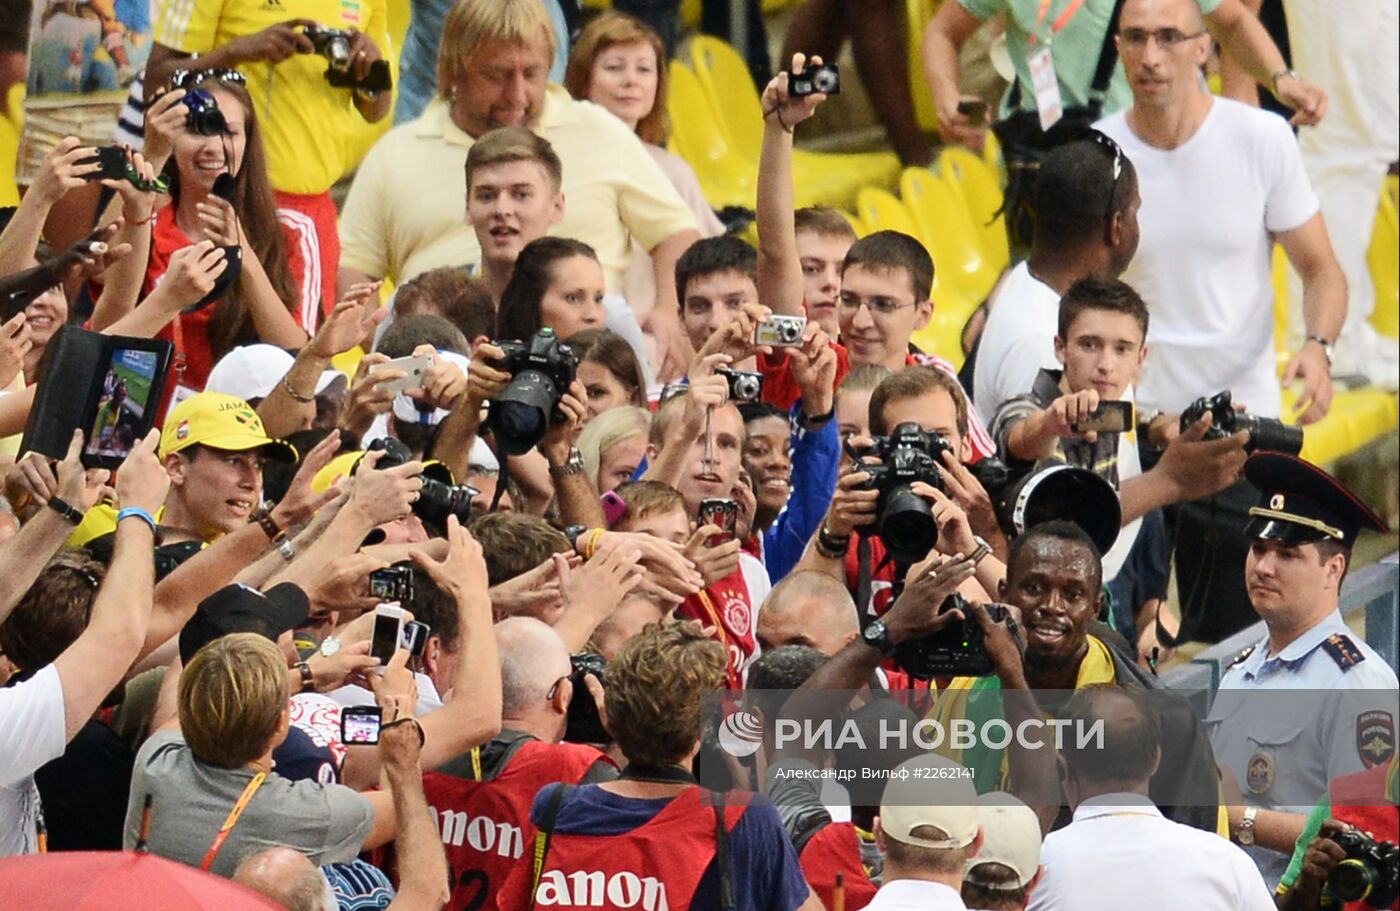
left=1226, top=645, right=1256, bottom=670
left=1321, top=634, right=1367, bottom=671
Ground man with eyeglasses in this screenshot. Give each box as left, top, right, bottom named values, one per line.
left=420, top=617, right=616, bottom=911
left=1096, top=0, right=1346, bottom=643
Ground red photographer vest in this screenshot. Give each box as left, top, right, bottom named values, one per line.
left=494, top=785, right=749, bottom=911
left=799, top=821, right=878, bottom=911
left=424, top=735, right=608, bottom=911
left=1328, top=763, right=1399, bottom=911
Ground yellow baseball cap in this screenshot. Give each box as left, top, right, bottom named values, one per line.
left=160, top=392, right=297, bottom=462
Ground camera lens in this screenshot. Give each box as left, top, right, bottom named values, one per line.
left=413, top=479, right=475, bottom=525
left=1235, top=413, right=1304, bottom=455
left=1329, top=860, right=1376, bottom=903
left=491, top=369, right=558, bottom=455
left=814, top=69, right=838, bottom=93
left=879, top=484, right=938, bottom=562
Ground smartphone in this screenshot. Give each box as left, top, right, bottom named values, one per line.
left=1073, top=401, right=1134, bottom=434
left=371, top=354, right=434, bottom=394
left=340, top=705, right=382, bottom=745
left=956, top=99, right=989, bottom=121
left=369, top=604, right=406, bottom=664
left=401, top=620, right=429, bottom=658
left=369, top=564, right=414, bottom=604
left=698, top=498, right=739, bottom=541
left=81, top=146, right=130, bottom=182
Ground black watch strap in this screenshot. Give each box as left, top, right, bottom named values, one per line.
left=47, top=496, right=84, bottom=525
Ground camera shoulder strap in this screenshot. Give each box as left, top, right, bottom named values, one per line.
left=711, top=789, right=737, bottom=911
left=527, top=782, right=573, bottom=910
left=1006, top=0, right=1126, bottom=116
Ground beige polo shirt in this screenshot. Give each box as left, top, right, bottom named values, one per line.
left=338, top=86, right=700, bottom=290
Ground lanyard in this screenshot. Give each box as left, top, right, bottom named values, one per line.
left=694, top=590, right=730, bottom=649
left=1029, top=0, right=1088, bottom=45
left=170, top=312, right=188, bottom=385
left=200, top=771, right=266, bottom=871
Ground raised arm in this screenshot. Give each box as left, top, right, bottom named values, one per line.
left=1205, top=0, right=1327, bottom=126
left=922, top=1, right=990, bottom=150
left=52, top=429, right=170, bottom=741
left=380, top=698, right=451, bottom=911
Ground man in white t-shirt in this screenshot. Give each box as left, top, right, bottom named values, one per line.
left=1095, top=0, right=1346, bottom=643
left=1096, top=0, right=1345, bottom=424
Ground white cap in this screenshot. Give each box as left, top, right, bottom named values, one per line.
left=965, top=792, right=1041, bottom=889
left=879, top=755, right=980, bottom=849
left=206, top=344, right=343, bottom=401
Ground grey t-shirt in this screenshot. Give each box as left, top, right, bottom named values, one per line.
left=122, top=731, right=374, bottom=877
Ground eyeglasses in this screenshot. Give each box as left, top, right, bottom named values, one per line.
left=837, top=294, right=917, bottom=317
left=546, top=675, right=569, bottom=701
left=1118, top=28, right=1206, bottom=50
left=169, top=68, right=248, bottom=90
left=1087, top=129, right=1125, bottom=225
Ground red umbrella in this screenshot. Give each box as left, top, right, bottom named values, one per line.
left=0, top=851, right=284, bottom=910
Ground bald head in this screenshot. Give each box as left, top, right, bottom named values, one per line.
left=232, top=847, right=326, bottom=911
left=1062, top=685, right=1163, bottom=795
left=757, top=571, right=860, bottom=656
left=1122, top=0, right=1204, bottom=30
left=497, top=616, right=573, bottom=718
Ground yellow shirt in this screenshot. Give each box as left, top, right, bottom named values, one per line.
left=154, top=0, right=391, bottom=195
left=337, top=87, right=700, bottom=291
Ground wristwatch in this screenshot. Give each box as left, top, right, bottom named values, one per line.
left=1237, top=806, right=1258, bottom=846
left=862, top=620, right=896, bottom=657
left=1269, top=67, right=1299, bottom=93
left=319, top=636, right=342, bottom=658
left=297, top=660, right=315, bottom=693
left=550, top=447, right=586, bottom=479
left=1305, top=333, right=1335, bottom=366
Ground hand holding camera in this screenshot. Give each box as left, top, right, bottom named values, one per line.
left=691, top=302, right=772, bottom=369
left=762, top=52, right=836, bottom=134
left=301, top=24, right=391, bottom=93
left=881, top=552, right=978, bottom=648
left=823, top=467, right=881, bottom=540
left=29, top=137, right=102, bottom=207
left=485, top=329, right=579, bottom=456
left=1046, top=388, right=1104, bottom=442
left=538, top=378, right=589, bottom=464
left=225, top=18, right=317, bottom=65
left=360, top=437, right=478, bottom=527
left=1156, top=409, right=1249, bottom=503
left=349, top=446, right=424, bottom=525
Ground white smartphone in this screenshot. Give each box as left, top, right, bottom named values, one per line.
left=371, top=354, right=434, bottom=394
left=369, top=604, right=406, bottom=664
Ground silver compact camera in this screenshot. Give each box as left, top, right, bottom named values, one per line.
left=756, top=314, right=807, bottom=348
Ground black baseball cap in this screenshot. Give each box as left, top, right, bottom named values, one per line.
left=178, top=582, right=311, bottom=663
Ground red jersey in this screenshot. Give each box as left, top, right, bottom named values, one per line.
left=492, top=785, right=750, bottom=911
left=799, top=821, right=877, bottom=911
left=144, top=203, right=315, bottom=393
left=422, top=733, right=611, bottom=911
left=677, top=566, right=758, bottom=689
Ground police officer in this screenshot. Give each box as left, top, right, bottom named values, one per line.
left=1206, top=452, right=1397, bottom=886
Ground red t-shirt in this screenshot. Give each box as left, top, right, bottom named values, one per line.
left=143, top=203, right=315, bottom=392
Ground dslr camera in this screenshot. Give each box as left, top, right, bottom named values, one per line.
left=854, top=422, right=952, bottom=562
left=716, top=366, right=762, bottom=403
left=788, top=62, right=841, bottom=98
left=488, top=328, right=579, bottom=455
left=1328, top=829, right=1399, bottom=908
left=1179, top=389, right=1302, bottom=455
left=563, top=652, right=610, bottom=745
left=892, top=592, right=1014, bottom=679
left=302, top=24, right=393, bottom=92
left=361, top=437, right=478, bottom=526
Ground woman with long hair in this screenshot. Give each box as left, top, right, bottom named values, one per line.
left=567, top=327, right=648, bottom=419
left=91, top=71, right=311, bottom=392
left=564, top=12, right=725, bottom=315
left=496, top=237, right=606, bottom=344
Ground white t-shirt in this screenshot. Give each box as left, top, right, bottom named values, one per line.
left=0, top=664, right=68, bottom=856
left=974, top=263, right=1142, bottom=580
left=1097, top=100, right=1320, bottom=417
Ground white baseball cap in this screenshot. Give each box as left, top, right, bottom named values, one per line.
left=965, top=792, right=1042, bottom=889
left=206, top=344, right=343, bottom=402
left=879, top=755, right=980, bottom=849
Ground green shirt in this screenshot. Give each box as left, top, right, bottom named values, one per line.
left=959, top=0, right=1223, bottom=117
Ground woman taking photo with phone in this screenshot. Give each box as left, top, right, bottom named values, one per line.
left=90, top=70, right=311, bottom=394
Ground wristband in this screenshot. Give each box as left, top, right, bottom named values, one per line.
left=46, top=496, right=84, bottom=525
left=127, top=208, right=156, bottom=227
left=815, top=524, right=850, bottom=559
left=582, top=528, right=605, bottom=560
left=116, top=507, right=158, bottom=535
left=798, top=406, right=835, bottom=431
left=252, top=506, right=283, bottom=542
left=297, top=660, right=315, bottom=693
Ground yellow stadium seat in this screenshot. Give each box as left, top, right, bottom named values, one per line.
left=667, top=62, right=759, bottom=209
left=906, top=0, right=939, bottom=134
left=1272, top=244, right=1290, bottom=374
left=0, top=112, right=18, bottom=208
left=1289, top=387, right=1400, bottom=466
left=1368, top=184, right=1398, bottom=340
left=936, top=146, right=1008, bottom=273
left=857, top=186, right=920, bottom=237
left=900, top=166, right=998, bottom=303
left=687, top=35, right=900, bottom=207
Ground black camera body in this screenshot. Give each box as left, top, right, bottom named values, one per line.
left=855, top=421, right=951, bottom=562
left=489, top=329, right=579, bottom=455
left=892, top=593, right=1010, bottom=679
left=182, top=87, right=229, bottom=136
left=1179, top=389, right=1303, bottom=455
left=1328, top=829, right=1399, bottom=908
left=564, top=652, right=610, bottom=745
left=788, top=63, right=841, bottom=98
left=362, top=437, right=478, bottom=526
left=716, top=366, right=762, bottom=403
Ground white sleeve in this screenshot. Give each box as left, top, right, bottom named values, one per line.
left=1260, top=116, right=1320, bottom=234
left=0, top=664, right=68, bottom=787
left=1233, top=845, right=1280, bottom=911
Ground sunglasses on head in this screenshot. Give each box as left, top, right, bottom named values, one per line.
left=168, top=68, right=248, bottom=91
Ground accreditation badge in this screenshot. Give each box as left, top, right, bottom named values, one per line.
left=1246, top=751, right=1275, bottom=795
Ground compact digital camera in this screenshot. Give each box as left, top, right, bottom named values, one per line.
left=788, top=63, right=841, bottom=98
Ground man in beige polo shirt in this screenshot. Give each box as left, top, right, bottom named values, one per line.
left=337, top=0, right=700, bottom=378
